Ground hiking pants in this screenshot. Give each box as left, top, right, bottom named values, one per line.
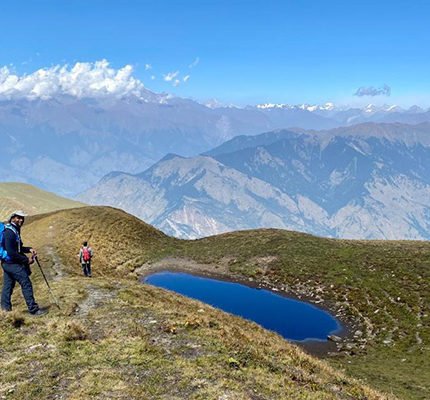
left=1, top=263, right=39, bottom=313
left=82, top=262, right=92, bottom=277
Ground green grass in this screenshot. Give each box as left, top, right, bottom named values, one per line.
left=175, top=230, right=430, bottom=399
left=2, top=207, right=428, bottom=399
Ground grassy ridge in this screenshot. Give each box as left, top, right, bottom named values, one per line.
left=0, top=182, right=85, bottom=221
left=0, top=207, right=394, bottom=400
left=25, top=206, right=175, bottom=277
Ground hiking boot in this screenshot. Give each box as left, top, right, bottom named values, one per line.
left=29, top=308, right=48, bottom=317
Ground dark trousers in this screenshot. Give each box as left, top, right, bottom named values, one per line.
left=82, top=262, right=92, bottom=277
left=1, top=263, right=39, bottom=313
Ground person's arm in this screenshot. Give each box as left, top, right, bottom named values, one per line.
left=3, top=229, right=29, bottom=264
left=22, top=243, right=33, bottom=254
left=21, top=242, right=32, bottom=253
left=79, top=249, right=83, bottom=263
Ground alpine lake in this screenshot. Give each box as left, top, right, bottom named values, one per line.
left=144, top=271, right=341, bottom=343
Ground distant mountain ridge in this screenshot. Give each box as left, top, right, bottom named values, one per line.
left=79, top=122, right=430, bottom=240
left=1, top=90, right=430, bottom=195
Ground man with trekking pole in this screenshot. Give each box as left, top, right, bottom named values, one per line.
left=0, top=211, right=47, bottom=315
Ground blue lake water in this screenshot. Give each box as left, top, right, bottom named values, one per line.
left=144, top=271, right=341, bottom=342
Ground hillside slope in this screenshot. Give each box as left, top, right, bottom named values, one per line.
left=0, top=206, right=394, bottom=400
left=0, top=182, right=85, bottom=221
left=175, top=230, right=430, bottom=400
left=25, top=208, right=429, bottom=399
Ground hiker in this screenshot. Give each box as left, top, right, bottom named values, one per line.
left=0, top=211, right=47, bottom=315
left=79, top=241, right=93, bottom=277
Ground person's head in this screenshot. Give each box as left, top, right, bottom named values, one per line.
left=9, top=210, right=27, bottom=227
left=83, top=241, right=88, bottom=247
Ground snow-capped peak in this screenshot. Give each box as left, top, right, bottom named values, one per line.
left=364, top=103, right=403, bottom=113
left=256, top=102, right=336, bottom=112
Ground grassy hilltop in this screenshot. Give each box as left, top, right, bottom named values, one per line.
left=0, top=182, right=85, bottom=221
left=0, top=206, right=428, bottom=399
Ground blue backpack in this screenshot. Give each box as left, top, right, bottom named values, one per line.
left=0, top=222, right=11, bottom=262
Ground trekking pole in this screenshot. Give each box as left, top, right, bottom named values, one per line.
left=34, top=257, right=61, bottom=310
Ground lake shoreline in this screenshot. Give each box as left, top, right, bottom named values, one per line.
left=137, top=258, right=352, bottom=357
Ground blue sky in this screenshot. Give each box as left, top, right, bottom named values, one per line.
left=0, top=0, right=429, bottom=106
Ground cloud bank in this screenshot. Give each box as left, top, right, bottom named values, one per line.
left=354, top=84, right=391, bottom=97
left=0, top=60, right=149, bottom=100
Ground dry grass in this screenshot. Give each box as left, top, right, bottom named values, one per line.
left=0, top=207, right=394, bottom=400
left=2, top=206, right=426, bottom=399
left=0, top=182, right=85, bottom=221
left=0, top=276, right=395, bottom=400
left=62, top=320, right=88, bottom=341
left=25, top=206, right=174, bottom=278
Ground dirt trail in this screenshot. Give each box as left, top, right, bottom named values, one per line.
left=75, top=284, right=118, bottom=317
left=45, top=225, right=67, bottom=280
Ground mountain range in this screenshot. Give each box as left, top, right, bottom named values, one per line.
left=1, top=90, right=430, bottom=195
left=79, top=121, right=430, bottom=240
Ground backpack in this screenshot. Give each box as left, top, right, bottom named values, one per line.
left=82, top=247, right=92, bottom=262
left=0, top=223, right=11, bottom=262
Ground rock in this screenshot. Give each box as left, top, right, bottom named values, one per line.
left=27, top=344, right=43, bottom=353
left=329, top=385, right=342, bottom=393
left=354, top=330, right=363, bottom=337
left=328, top=335, right=342, bottom=342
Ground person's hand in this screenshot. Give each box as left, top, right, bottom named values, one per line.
left=30, top=248, right=37, bottom=257
left=28, top=255, right=35, bottom=265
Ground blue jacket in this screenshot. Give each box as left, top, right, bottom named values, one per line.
left=1, top=223, right=31, bottom=265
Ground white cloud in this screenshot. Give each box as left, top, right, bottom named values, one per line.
left=0, top=60, right=149, bottom=100
left=145, top=63, right=152, bottom=70
left=163, top=71, right=179, bottom=82
left=183, top=75, right=190, bottom=83
left=151, top=75, right=156, bottom=80
left=173, top=79, right=181, bottom=87
left=189, top=57, right=200, bottom=68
